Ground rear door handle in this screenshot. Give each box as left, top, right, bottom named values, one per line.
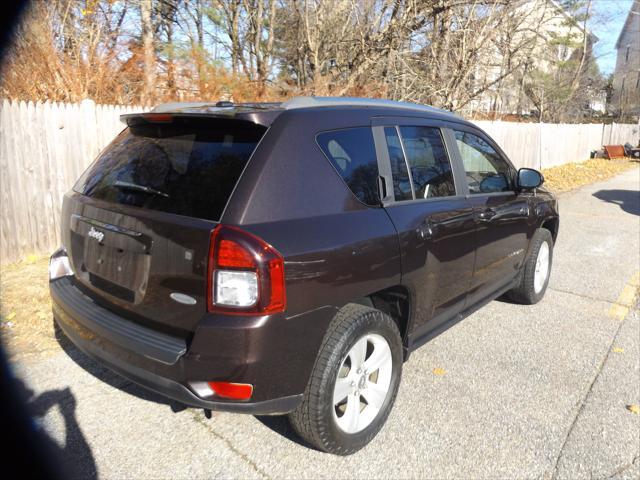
left=476, top=208, right=497, bottom=221
left=416, top=220, right=437, bottom=240
left=416, top=223, right=432, bottom=240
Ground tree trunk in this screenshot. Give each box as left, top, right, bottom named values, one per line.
left=196, top=0, right=206, bottom=93
left=167, top=20, right=176, bottom=98
left=141, top=0, right=155, bottom=104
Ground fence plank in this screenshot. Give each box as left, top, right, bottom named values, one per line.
left=0, top=100, right=638, bottom=264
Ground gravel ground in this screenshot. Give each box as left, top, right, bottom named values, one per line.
left=6, top=167, right=640, bottom=479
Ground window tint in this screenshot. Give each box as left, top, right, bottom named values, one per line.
left=398, top=126, right=455, bottom=199
left=454, top=130, right=512, bottom=194
left=317, top=128, right=379, bottom=206
left=384, top=127, right=412, bottom=201
left=73, top=119, right=266, bottom=221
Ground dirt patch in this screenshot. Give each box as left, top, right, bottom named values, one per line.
left=0, top=256, right=61, bottom=361
left=542, top=158, right=638, bottom=194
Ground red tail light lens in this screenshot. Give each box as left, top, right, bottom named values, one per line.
left=217, top=239, right=256, bottom=269
left=266, top=259, right=286, bottom=313
left=207, top=225, right=286, bottom=314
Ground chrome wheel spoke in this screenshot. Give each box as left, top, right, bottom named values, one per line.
left=363, top=342, right=391, bottom=373
left=343, top=394, right=361, bottom=432
left=362, top=382, right=387, bottom=410
left=333, top=376, right=352, bottom=404
left=349, top=337, right=367, bottom=370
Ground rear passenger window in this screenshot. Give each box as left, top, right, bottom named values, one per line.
left=384, top=127, right=412, bottom=201
left=317, top=128, right=380, bottom=206
left=398, top=126, right=456, bottom=199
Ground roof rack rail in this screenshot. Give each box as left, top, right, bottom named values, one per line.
left=281, top=96, right=457, bottom=116
left=148, top=96, right=457, bottom=117
left=151, top=100, right=283, bottom=113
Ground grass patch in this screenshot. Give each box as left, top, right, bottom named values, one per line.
left=542, top=158, right=638, bottom=194
left=0, top=256, right=59, bottom=361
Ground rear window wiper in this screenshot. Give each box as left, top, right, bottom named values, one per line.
left=113, top=180, right=169, bottom=198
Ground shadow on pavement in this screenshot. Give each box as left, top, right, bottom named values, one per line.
left=593, top=189, right=640, bottom=216
left=254, top=415, right=315, bottom=449
left=12, top=377, right=98, bottom=479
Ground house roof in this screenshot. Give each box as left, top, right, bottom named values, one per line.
left=616, top=0, right=640, bottom=50
left=544, top=0, right=599, bottom=42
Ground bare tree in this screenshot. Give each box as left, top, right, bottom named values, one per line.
left=1, top=0, right=606, bottom=122
left=140, top=0, right=156, bottom=103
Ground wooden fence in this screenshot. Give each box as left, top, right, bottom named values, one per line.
left=1, top=99, right=638, bottom=264
left=474, top=121, right=639, bottom=169
left=0, top=100, right=141, bottom=264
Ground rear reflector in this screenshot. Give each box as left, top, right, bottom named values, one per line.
left=189, top=381, right=254, bottom=401
left=208, top=381, right=253, bottom=400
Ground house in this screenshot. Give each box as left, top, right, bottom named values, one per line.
left=468, top=0, right=598, bottom=118
left=610, top=0, right=640, bottom=118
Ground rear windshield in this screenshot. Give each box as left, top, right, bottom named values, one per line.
left=73, top=118, right=266, bottom=221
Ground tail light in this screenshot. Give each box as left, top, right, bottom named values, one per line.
left=207, top=225, right=285, bottom=314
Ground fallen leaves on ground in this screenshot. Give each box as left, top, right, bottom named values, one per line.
left=0, top=256, right=60, bottom=361
left=626, top=404, right=639, bottom=414
left=432, top=367, right=446, bottom=376
left=612, top=347, right=625, bottom=353
left=542, top=158, right=638, bottom=194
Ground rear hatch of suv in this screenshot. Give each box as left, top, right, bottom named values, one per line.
left=61, top=115, right=267, bottom=337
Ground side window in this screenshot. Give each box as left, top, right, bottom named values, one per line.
left=398, top=126, right=456, bottom=199
left=384, top=127, right=412, bottom=201
left=316, top=127, right=379, bottom=206
left=454, top=130, right=512, bottom=194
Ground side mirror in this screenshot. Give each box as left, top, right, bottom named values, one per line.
left=517, top=168, right=544, bottom=190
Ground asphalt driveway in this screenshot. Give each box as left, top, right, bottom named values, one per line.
left=9, top=168, right=640, bottom=479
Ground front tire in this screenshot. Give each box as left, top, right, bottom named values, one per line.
left=288, top=304, right=403, bottom=455
left=508, top=228, right=553, bottom=304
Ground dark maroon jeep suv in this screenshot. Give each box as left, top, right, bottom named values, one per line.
left=50, top=97, right=558, bottom=454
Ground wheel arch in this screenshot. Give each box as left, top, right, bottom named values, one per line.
left=540, top=216, right=559, bottom=242
left=352, top=285, right=412, bottom=361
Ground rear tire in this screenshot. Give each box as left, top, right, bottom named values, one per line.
left=508, top=228, right=553, bottom=304
left=288, top=304, right=402, bottom=455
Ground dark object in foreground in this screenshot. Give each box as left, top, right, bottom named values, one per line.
left=623, top=143, right=640, bottom=159
left=50, top=96, right=559, bottom=454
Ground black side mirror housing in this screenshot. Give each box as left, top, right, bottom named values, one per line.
left=517, top=168, right=544, bottom=190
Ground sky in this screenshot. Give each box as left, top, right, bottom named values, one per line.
left=590, top=0, right=634, bottom=75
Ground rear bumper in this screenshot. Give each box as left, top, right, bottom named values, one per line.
left=50, top=277, right=323, bottom=414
